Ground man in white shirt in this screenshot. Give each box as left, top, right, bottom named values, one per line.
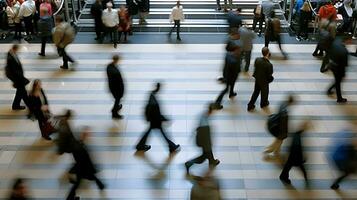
left=18, top=0, right=36, bottom=40
left=101, top=2, right=119, bottom=48
left=168, top=1, right=184, bottom=41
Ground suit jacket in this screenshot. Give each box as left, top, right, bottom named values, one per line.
left=106, top=63, right=124, bottom=98
left=253, top=57, right=273, bottom=84
left=5, top=51, right=30, bottom=88
left=145, top=92, right=167, bottom=128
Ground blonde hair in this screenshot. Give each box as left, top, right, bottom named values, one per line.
left=301, top=1, right=311, bottom=12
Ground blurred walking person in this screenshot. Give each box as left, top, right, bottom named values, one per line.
left=91, top=0, right=103, bottom=40
left=189, top=169, right=222, bottom=200
left=5, top=44, right=30, bottom=111
left=326, top=35, right=351, bottom=103
left=168, top=1, right=184, bottom=41
left=37, top=8, right=54, bottom=56
left=239, top=25, right=256, bottom=72
left=264, top=95, right=294, bottom=155
left=53, top=15, right=76, bottom=70
left=247, top=47, right=274, bottom=111
left=214, top=42, right=241, bottom=109
left=56, top=109, right=77, bottom=155
left=330, top=131, right=357, bottom=189
left=185, top=104, right=220, bottom=174
left=106, top=54, right=124, bottom=119
left=252, top=3, right=264, bottom=35
left=135, top=82, right=180, bottom=153
left=28, top=79, right=55, bottom=140
left=296, top=1, right=311, bottom=41
left=8, top=178, right=30, bottom=200
left=66, top=127, right=105, bottom=200
left=264, top=11, right=287, bottom=58
left=279, top=121, right=310, bottom=186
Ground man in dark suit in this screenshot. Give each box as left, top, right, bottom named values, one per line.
left=214, top=43, right=241, bottom=109
left=106, top=55, right=124, bottom=119
left=247, top=47, right=274, bottom=111
left=185, top=103, right=220, bottom=174
left=136, top=83, right=180, bottom=153
left=91, top=0, right=103, bottom=40
left=326, top=36, right=351, bottom=103
left=279, top=122, right=310, bottom=186
left=5, top=44, right=30, bottom=110
left=66, top=127, right=105, bottom=200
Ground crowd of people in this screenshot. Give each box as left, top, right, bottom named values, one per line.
left=2, top=0, right=357, bottom=200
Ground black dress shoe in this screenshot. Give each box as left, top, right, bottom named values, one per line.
left=38, top=53, right=45, bottom=56
left=136, top=145, right=151, bottom=152
left=169, top=144, right=180, bottom=153
left=247, top=105, right=255, bottom=112
left=112, top=114, right=123, bottom=119
left=327, top=90, right=334, bottom=95
left=312, top=52, right=318, bottom=57
left=60, top=65, right=68, bottom=70
left=229, top=92, right=237, bottom=98
left=279, top=176, right=291, bottom=185
left=330, top=183, right=339, bottom=190
left=337, top=98, right=347, bottom=103
left=12, top=106, right=26, bottom=110
left=213, top=104, right=223, bottom=110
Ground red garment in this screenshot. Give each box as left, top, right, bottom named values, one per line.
left=40, top=2, right=52, bottom=16
left=118, top=9, right=131, bottom=32
left=318, top=4, right=337, bottom=20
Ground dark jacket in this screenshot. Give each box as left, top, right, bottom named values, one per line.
left=28, top=89, right=48, bottom=121
left=277, top=102, right=288, bottom=140
left=328, top=38, right=349, bottom=76
left=57, top=119, right=76, bottom=154
left=287, top=130, right=305, bottom=166
left=195, top=113, right=212, bottom=151
left=227, top=11, right=242, bottom=28
left=145, top=92, right=167, bottom=128
left=253, top=57, right=273, bottom=84
left=71, top=141, right=97, bottom=178
left=106, top=63, right=124, bottom=99
left=91, top=1, right=103, bottom=23
left=223, top=52, right=241, bottom=85
left=338, top=5, right=353, bottom=32
left=5, top=52, right=30, bottom=88
left=38, top=15, right=54, bottom=37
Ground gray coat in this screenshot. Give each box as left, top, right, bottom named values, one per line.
left=238, top=27, right=256, bottom=51
left=38, top=16, right=54, bottom=37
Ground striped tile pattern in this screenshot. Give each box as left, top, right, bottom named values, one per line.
left=0, top=43, right=357, bottom=199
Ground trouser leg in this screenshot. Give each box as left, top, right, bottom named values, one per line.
left=175, top=20, right=181, bottom=39
left=159, top=127, right=176, bottom=149
left=299, top=164, right=308, bottom=182
left=320, top=52, right=330, bottom=72
left=244, top=51, right=251, bottom=71
left=216, top=0, right=221, bottom=9
left=112, top=97, right=121, bottom=114
left=186, top=150, right=208, bottom=168
left=264, top=36, right=269, bottom=47
left=280, top=161, right=293, bottom=180
left=93, top=175, right=104, bottom=189
left=265, top=138, right=283, bottom=153
left=260, top=83, right=269, bottom=107
left=332, top=172, right=349, bottom=186
left=66, top=176, right=82, bottom=200
left=13, top=86, right=29, bottom=108
left=169, top=23, right=177, bottom=35
left=334, top=72, right=343, bottom=100
left=248, top=82, right=261, bottom=107
left=215, top=84, right=229, bottom=106
left=136, top=126, right=152, bottom=148
left=40, top=36, right=47, bottom=55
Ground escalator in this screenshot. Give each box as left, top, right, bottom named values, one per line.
left=54, top=0, right=86, bottom=26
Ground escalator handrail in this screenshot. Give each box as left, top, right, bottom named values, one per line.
left=53, top=0, right=65, bottom=16
left=307, top=0, right=318, bottom=17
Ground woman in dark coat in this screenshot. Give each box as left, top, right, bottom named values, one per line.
left=297, top=1, right=311, bottom=40
left=28, top=79, right=53, bottom=140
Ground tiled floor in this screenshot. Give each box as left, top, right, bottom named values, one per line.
left=0, top=43, right=357, bottom=199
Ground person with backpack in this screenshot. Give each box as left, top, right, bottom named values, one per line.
left=279, top=121, right=310, bottom=186
left=135, top=82, right=180, bottom=153
left=264, top=11, right=287, bottom=58
left=185, top=103, right=220, bottom=175
left=53, top=15, right=76, bottom=70
left=330, top=131, right=357, bottom=190
left=264, top=95, right=295, bottom=155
